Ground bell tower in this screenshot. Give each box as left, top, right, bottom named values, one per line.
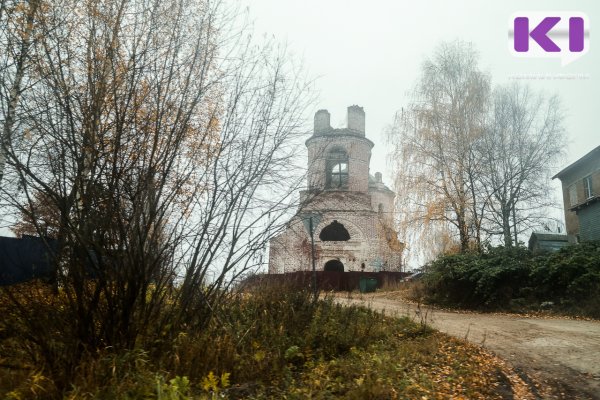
left=306, top=105, right=373, bottom=192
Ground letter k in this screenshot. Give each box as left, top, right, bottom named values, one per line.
left=514, top=17, right=561, bottom=52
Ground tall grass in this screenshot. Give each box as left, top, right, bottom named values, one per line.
left=1, top=281, right=514, bottom=399
left=0, top=281, right=406, bottom=398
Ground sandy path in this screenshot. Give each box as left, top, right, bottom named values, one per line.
left=336, top=294, right=600, bottom=399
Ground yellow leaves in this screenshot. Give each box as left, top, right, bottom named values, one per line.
left=5, top=391, right=22, bottom=400
left=2, top=368, right=53, bottom=399
left=6, top=0, right=41, bottom=41
left=376, top=220, right=405, bottom=255
left=200, top=371, right=230, bottom=393
left=220, top=372, right=231, bottom=389
left=207, top=115, right=220, bottom=135
left=200, top=371, right=218, bottom=392
left=424, top=199, right=446, bottom=221
left=253, top=349, right=266, bottom=362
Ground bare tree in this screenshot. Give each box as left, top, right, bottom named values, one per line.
left=478, top=83, right=566, bottom=247
left=0, top=0, right=312, bottom=383
left=0, top=0, right=42, bottom=187
left=390, top=42, right=567, bottom=261
left=389, top=40, right=490, bottom=259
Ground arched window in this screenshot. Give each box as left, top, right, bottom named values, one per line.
left=326, top=149, right=348, bottom=189
left=319, top=220, right=350, bottom=241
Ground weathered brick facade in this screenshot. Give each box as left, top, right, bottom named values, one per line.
left=269, top=106, right=404, bottom=273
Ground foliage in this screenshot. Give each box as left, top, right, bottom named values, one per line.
left=1, top=282, right=515, bottom=399
left=389, top=40, right=566, bottom=263
left=267, top=335, right=511, bottom=400
left=420, top=242, right=600, bottom=318
left=529, top=241, right=600, bottom=314
left=1, top=0, right=312, bottom=392
left=389, top=40, right=490, bottom=257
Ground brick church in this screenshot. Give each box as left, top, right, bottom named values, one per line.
left=268, top=105, right=404, bottom=273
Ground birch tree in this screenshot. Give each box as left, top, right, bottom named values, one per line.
left=0, top=0, right=42, bottom=186
left=389, top=40, right=490, bottom=258
left=390, top=42, right=566, bottom=261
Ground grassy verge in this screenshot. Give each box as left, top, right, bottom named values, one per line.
left=1, top=282, right=520, bottom=399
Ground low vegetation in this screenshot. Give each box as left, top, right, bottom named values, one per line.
left=1, top=282, right=519, bottom=399
left=415, top=242, right=600, bottom=318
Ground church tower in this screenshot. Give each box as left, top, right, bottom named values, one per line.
left=306, top=106, right=372, bottom=192
left=269, top=105, right=403, bottom=273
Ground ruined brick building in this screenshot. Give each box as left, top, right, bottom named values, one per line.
left=268, top=106, right=404, bottom=273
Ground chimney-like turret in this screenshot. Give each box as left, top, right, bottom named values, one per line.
left=347, top=105, right=365, bottom=134
left=314, top=109, right=331, bottom=134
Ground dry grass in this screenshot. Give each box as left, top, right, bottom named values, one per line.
left=0, top=281, right=529, bottom=399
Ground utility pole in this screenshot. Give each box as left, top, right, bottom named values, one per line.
left=309, top=216, right=317, bottom=300
left=301, top=213, right=321, bottom=301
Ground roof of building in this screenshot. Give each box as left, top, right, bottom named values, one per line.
left=552, top=145, right=600, bottom=180
left=368, top=174, right=394, bottom=194
left=0, top=235, right=57, bottom=285
left=528, top=232, right=570, bottom=242
left=528, top=231, right=572, bottom=252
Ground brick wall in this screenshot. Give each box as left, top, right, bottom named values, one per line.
left=306, top=133, right=373, bottom=192
left=269, top=106, right=403, bottom=274
left=269, top=206, right=403, bottom=274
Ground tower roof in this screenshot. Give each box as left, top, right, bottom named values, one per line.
left=368, top=174, right=394, bottom=194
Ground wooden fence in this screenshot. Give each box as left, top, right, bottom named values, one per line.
left=240, top=270, right=409, bottom=292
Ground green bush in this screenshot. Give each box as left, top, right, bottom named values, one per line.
left=530, top=241, right=600, bottom=315
left=424, top=246, right=532, bottom=309
left=422, top=242, right=600, bottom=318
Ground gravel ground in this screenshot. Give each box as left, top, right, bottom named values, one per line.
left=335, top=293, right=600, bottom=400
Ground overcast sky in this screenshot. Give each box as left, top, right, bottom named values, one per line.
left=2, top=1, right=597, bottom=239
left=242, top=0, right=599, bottom=208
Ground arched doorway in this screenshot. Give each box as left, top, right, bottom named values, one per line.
left=324, top=259, right=344, bottom=272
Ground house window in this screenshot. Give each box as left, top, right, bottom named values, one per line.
left=569, top=184, right=578, bottom=206
left=326, top=149, right=348, bottom=189
left=583, top=175, right=593, bottom=199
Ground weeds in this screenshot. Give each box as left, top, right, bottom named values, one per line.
left=1, top=281, right=515, bottom=399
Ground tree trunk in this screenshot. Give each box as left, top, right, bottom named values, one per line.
left=0, top=0, right=40, bottom=184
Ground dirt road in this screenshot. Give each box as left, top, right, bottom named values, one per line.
left=336, top=293, right=600, bottom=399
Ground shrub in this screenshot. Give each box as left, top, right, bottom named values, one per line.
left=0, top=281, right=420, bottom=398
left=423, top=246, right=532, bottom=309
left=530, top=241, right=600, bottom=317
left=421, top=242, right=600, bottom=318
